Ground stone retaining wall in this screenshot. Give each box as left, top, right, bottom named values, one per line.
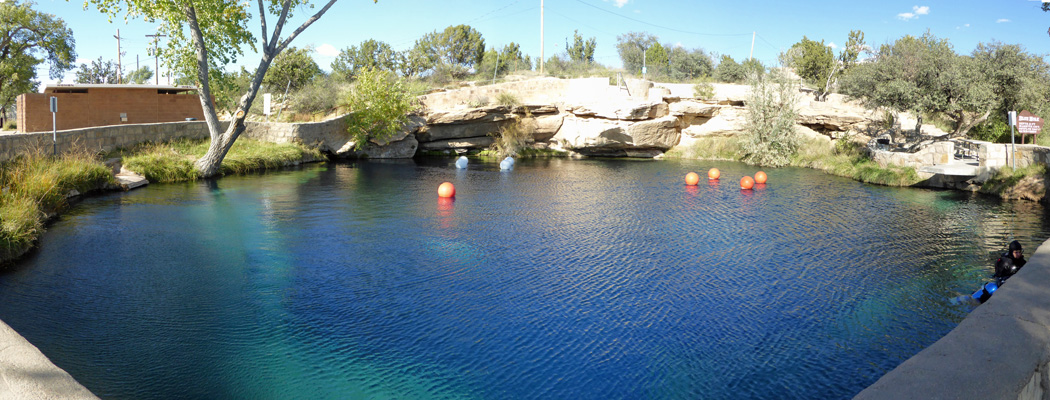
left=854, top=237, right=1050, bottom=399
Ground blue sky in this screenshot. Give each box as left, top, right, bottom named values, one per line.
left=30, top=0, right=1050, bottom=88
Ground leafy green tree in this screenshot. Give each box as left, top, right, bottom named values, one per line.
left=784, top=36, right=835, bottom=96
left=742, top=70, right=800, bottom=167
left=615, top=31, right=658, bottom=75
left=331, top=39, right=398, bottom=81
left=399, top=45, right=434, bottom=78
left=417, top=24, right=486, bottom=69
left=839, top=30, right=866, bottom=70
left=566, top=30, right=596, bottom=63
left=0, top=0, right=75, bottom=124
left=741, top=58, right=765, bottom=78
left=74, top=57, right=120, bottom=84
left=972, top=42, right=1050, bottom=118
left=345, top=67, right=415, bottom=149
left=839, top=32, right=996, bottom=137
left=85, top=0, right=351, bottom=177
left=478, top=42, right=531, bottom=78
left=124, top=66, right=153, bottom=84
left=668, top=47, right=714, bottom=81
left=644, top=42, right=669, bottom=77
left=713, top=55, right=745, bottom=83
left=264, top=46, right=322, bottom=91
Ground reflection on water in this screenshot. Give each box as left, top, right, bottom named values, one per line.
left=1, top=159, right=1048, bottom=400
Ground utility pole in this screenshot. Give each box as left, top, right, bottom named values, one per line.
left=749, top=31, right=755, bottom=61
left=114, top=29, right=123, bottom=83
left=540, top=0, right=544, bottom=75
left=146, top=33, right=167, bottom=85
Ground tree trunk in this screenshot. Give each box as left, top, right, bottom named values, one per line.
left=951, top=109, right=992, bottom=139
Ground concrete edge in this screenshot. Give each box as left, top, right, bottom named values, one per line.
left=0, top=319, right=98, bottom=399
left=854, top=237, right=1050, bottom=399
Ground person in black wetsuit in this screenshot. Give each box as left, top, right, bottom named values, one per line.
left=994, top=240, right=1026, bottom=285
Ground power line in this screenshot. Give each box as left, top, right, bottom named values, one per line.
left=570, top=0, right=752, bottom=37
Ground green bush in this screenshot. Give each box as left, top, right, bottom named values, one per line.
left=741, top=71, right=801, bottom=167
left=289, top=75, right=351, bottom=116
left=345, top=68, right=417, bottom=149
left=489, top=115, right=535, bottom=158
left=693, top=79, right=715, bottom=100
left=496, top=91, right=521, bottom=107
left=968, top=119, right=1008, bottom=143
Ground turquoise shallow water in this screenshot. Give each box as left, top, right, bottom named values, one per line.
left=1, top=158, right=1048, bottom=399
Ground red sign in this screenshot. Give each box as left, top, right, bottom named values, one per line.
left=1017, top=110, right=1044, bottom=135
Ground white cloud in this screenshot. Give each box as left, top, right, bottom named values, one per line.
left=898, top=5, right=929, bottom=21
left=75, top=58, right=92, bottom=64
left=996, top=18, right=1011, bottom=23
left=315, top=43, right=339, bottom=57
left=828, top=42, right=838, bottom=50
left=603, top=0, right=628, bottom=7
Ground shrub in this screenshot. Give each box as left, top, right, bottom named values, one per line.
left=496, top=91, right=522, bottom=107
left=289, top=75, right=351, bottom=116
left=741, top=71, right=801, bottom=167
left=345, top=67, right=416, bottom=149
left=693, top=79, right=715, bottom=100
left=489, top=115, right=535, bottom=158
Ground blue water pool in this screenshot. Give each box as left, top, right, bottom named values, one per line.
left=1, top=158, right=1047, bottom=399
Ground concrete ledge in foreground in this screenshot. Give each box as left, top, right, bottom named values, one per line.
left=0, top=319, right=97, bottom=399
left=854, top=238, right=1050, bottom=399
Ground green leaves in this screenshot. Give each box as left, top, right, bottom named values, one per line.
left=0, top=0, right=76, bottom=114
left=785, top=36, right=834, bottom=93
left=345, top=68, right=415, bottom=149
left=264, top=46, right=321, bottom=90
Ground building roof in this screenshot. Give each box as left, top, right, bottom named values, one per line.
left=43, top=84, right=199, bottom=92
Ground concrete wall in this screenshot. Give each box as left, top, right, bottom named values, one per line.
left=17, top=88, right=206, bottom=133
left=870, top=141, right=955, bottom=169
left=855, top=237, right=1050, bottom=399
left=0, top=115, right=352, bottom=163
left=0, top=122, right=211, bottom=161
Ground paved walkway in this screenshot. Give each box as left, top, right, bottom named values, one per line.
left=0, top=319, right=97, bottom=399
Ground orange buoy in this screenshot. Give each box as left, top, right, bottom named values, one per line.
left=685, top=172, right=700, bottom=186
left=740, top=176, right=755, bottom=190
left=754, top=171, right=767, bottom=184
left=708, top=168, right=720, bottom=180
left=438, top=182, right=456, bottom=198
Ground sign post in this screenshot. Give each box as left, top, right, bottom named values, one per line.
left=49, top=96, right=57, bottom=156
left=263, top=93, right=271, bottom=121
left=1008, top=111, right=1016, bottom=169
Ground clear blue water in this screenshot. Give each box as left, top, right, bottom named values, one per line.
left=1, top=158, right=1048, bottom=399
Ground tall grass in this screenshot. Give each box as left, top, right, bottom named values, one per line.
left=0, top=150, right=113, bottom=261
left=119, top=138, right=325, bottom=183
left=667, top=135, right=921, bottom=187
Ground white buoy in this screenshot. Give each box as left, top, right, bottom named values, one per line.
left=455, top=156, right=468, bottom=169
left=499, top=156, right=514, bottom=171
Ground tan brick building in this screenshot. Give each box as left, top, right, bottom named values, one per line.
left=16, top=84, right=207, bottom=133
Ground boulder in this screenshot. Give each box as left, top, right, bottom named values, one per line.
left=626, top=115, right=680, bottom=148
left=668, top=100, right=723, bottom=118
left=532, top=114, right=566, bottom=142
left=796, top=101, right=871, bottom=132
left=680, top=106, right=747, bottom=138
left=552, top=115, right=679, bottom=154
left=330, top=115, right=424, bottom=159
left=568, top=101, right=668, bottom=120
left=345, top=134, right=419, bottom=159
